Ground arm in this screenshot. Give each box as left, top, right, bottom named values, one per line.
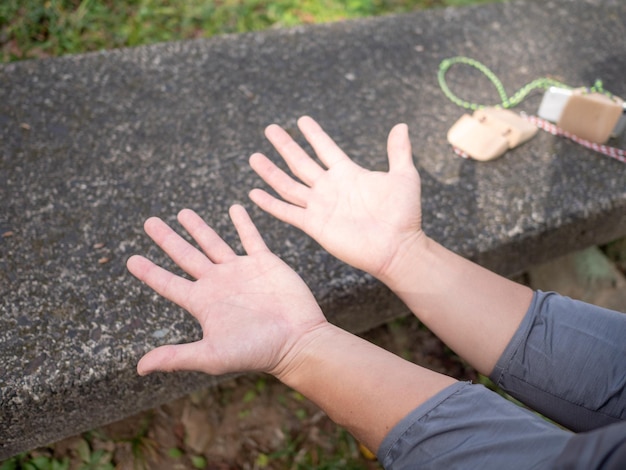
left=127, top=205, right=456, bottom=452
left=249, top=116, right=533, bottom=376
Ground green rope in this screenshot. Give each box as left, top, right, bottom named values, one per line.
left=437, top=56, right=610, bottom=111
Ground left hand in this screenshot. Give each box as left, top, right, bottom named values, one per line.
left=127, top=205, right=327, bottom=377
left=249, top=116, right=424, bottom=281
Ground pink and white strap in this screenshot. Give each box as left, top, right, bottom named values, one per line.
left=454, top=114, right=626, bottom=163
left=522, top=114, right=626, bottom=164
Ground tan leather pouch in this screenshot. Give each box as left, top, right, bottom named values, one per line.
left=473, top=108, right=538, bottom=148
left=447, top=107, right=538, bottom=161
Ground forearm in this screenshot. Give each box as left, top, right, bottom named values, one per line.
left=275, top=323, right=456, bottom=453
left=380, top=234, right=533, bottom=376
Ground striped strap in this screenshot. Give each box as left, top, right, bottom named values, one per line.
left=523, top=114, right=626, bottom=164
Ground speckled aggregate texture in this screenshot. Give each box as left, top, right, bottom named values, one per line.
left=1, top=0, right=625, bottom=458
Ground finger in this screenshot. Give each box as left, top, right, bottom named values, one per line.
left=249, top=153, right=310, bottom=207
left=229, top=204, right=269, bottom=255
left=264, top=123, right=325, bottom=186
left=387, top=123, right=414, bottom=173
left=297, top=116, right=351, bottom=168
left=143, top=216, right=212, bottom=279
left=249, top=188, right=306, bottom=232
left=127, top=255, right=194, bottom=310
left=137, top=342, right=219, bottom=375
left=177, top=209, right=237, bottom=264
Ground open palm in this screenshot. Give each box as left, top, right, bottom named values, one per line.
left=127, top=205, right=326, bottom=377
left=250, top=116, right=424, bottom=279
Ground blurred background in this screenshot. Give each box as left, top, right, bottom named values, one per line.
left=0, top=0, right=499, bottom=62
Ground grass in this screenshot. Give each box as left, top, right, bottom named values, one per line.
left=0, top=0, right=503, bottom=62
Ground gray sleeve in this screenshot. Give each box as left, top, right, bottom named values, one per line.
left=377, top=381, right=572, bottom=470
left=553, top=421, right=626, bottom=469
left=490, top=290, right=626, bottom=432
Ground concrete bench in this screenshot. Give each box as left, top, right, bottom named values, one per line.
left=1, top=0, right=625, bottom=459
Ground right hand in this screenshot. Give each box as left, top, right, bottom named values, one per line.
left=249, top=116, right=425, bottom=280
left=126, top=205, right=328, bottom=378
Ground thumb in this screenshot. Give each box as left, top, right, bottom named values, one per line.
left=387, top=123, right=414, bottom=172
left=137, top=341, right=211, bottom=376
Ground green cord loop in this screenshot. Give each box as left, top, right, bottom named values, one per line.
left=437, top=57, right=612, bottom=111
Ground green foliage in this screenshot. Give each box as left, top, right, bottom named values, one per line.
left=255, top=452, right=270, bottom=467
left=73, top=439, right=114, bottom=470
left=127, top=417, right=159, bottom=470
left=190, top=455, right=207, bottom=469
left=242, top=388, right=257, bottom=404
left=0, top=0, right=503, bottom=62
left=167, top=447, right=183, bottom=459
left=0, top=454, right=69, bottom=470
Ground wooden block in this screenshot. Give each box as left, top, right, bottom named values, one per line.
left=557, top=91, right=623, bottom=144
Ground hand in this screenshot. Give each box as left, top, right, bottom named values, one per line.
left=127, top=205, right=327, bottom=377
left=249, top=116, right=424, bottom=280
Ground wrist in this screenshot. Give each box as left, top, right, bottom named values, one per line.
left=376, top=230, right=433, bottom=291
left=269, top=322, right=339, bottom=383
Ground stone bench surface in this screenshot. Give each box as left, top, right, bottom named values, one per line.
left=1, top=0, right=625, bottom=458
